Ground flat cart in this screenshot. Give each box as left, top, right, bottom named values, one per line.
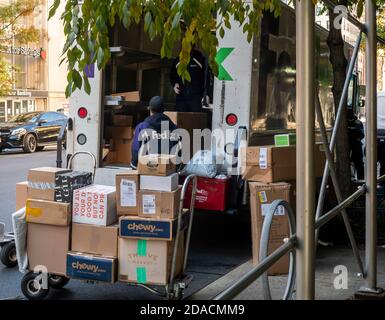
left=20, top=152, right=198, bottom=300
left=0, top=222, right=17, bottom=268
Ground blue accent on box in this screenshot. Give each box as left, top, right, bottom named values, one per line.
left=120, top=213, right=190, bottom=240
left=120, top=219, right=173, bottom=240
left=66, top=254, right=115, bottom=283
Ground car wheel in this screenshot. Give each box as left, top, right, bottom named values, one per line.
left=23, top=134, right=37, bottom=153
left=36, top=146, right=45, bottom=151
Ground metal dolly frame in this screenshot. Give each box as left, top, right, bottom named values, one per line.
left=20, top=151, right=198, bottom=300
left=0, top=222, right=17, bottom=268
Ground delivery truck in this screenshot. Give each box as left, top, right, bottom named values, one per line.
left=65, top=2, right=361, bottom=214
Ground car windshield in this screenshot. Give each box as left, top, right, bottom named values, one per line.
left=7, top=113, right=40, bottom=123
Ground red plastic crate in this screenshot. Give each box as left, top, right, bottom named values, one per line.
left=183, top=176, right=231, bottom=211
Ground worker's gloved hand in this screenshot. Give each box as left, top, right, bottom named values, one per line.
left=174, top=83, right=180, bottom=95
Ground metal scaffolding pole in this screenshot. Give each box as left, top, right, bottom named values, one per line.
left=296, top=0, right=315, bottom=300
left=360, top=0, right=380, bottom=294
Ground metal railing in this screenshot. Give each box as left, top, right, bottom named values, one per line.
left=215, top=3, right=384, bottom=298
left=214, top=175, right=383, bottom=300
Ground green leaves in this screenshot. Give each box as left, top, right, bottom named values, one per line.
left=59, top=0, right=385, bottom=97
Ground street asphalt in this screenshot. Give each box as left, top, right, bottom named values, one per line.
left=0, top=147, right=251, bottom=300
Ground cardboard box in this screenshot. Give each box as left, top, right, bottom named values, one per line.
left=111, top=91, right=140, bottom=102
left=55, top=171, right=93, bottom=204
left=242, top=144, right=325, bottom=182
left=118, top=236, right=184, bottom=285
left=119, top=212, right=189, bottom=241
left=112, top=115, right=133, bottom=126
left=138, top=187, right=181, bottom=219
left=27, top=167, right=71, bottom=201
left=105, top=127, right=133, bottom=139
left=105, top=151, right=117, bottom=163
left=26, top=199, right=71, bottom=226
left=72, top=223, right=119, bottom=257
left=16, top=181, right=28, bottom=210
left=116, top=171, right=140, bottom=216
left=72, top=185, right=117, bottom=226
left=66, top=252, right=117, bottom=283
left=140, top=173, right=179, bottom=192
left=138, top=154, right=176, bottom=176
left=249, top=182, right=291, bottom=275
left=164, top=112, right=208, bottom=158
left=115, top=139, right=133, bottom=164
left=27, top=223, right=70, bottom=276
left=274, top=134, right=296, bottom=146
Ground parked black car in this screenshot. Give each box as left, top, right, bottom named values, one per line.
left=0, top=111, right=67, bottom=153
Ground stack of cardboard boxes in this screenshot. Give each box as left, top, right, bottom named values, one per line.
left=67, top=184, right=118, bottom=283
left=242, top=139, right=326, bottom=275
left=104, top=114, right=134, bottom=165
left=19, top=155, right=186, bottom=286
left=117, top=154, right=186, bottom=285
left=23, top=168, right=92, bottom=276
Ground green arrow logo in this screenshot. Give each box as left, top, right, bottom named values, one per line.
left=215, top=47, right=234, bottom=81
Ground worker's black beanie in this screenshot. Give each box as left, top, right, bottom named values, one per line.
left=149, top=96, right=164, bottom=113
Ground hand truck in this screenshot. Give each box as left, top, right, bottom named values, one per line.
left=0, top=222, right=17, bottom=268
left=20, top=152, right=198, bottom=300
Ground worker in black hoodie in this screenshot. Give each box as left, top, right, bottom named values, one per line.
left=130, top=96, right=178, bottom=169
left=170, top=48, right=207, bottom=112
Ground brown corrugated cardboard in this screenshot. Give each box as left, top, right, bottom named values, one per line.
left=138, top=187, right=181, bottom=219
left=118, top=234, right=184, bottom=285
left=105, top=127, right=134, bottom=140
left=27, top=223, right=70, bottom=276
left=242, top=144, right=325, bottom=182
left=249, top=182, right=291, bottom=275
left=116, top=171, right=139, bottom=216
left=115, top=139, right=133, bottom=164
left=111, top=91, right=140, bottom=102
left=105, top=151, right=117, bottom=163
left=26, top=199, right=71, bottom=226
left=27, top=167, right=71, bottom=201
left=71, top=223, right=119, bottom=257
left=72, top=184, right=117, bottom=226
left=164, top=112, right=209, bottom=158
left=112, top=115, right=133, bottom=126
left=138, top=154, right=176, bottom=176
left=16, top=181, right=28, bottom=210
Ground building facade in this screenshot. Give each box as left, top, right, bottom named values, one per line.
left=0, top=0, right=67, bottom=122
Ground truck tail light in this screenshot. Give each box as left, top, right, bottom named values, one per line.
left=226, top=113, right=238, bottom=126
left=78, top=107, right=88, bottom=119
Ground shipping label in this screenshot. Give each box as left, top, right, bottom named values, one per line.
left=259, top=148, right=268, bottom=169
left=120, top=179, right=136, bottom=207
left=261, top=204, right=285, bottom=217
left=142, top=195, right=156, bottom=214
left=258, top=191, right=268, bottom=203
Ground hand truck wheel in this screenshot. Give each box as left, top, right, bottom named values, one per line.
left=21, top=271, right=50, bottom=300
left=0, top=241, right=17, bottom=268
left=49, top=274, right=70, bottom=289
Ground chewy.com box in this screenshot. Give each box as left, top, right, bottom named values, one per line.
left=72, top=185, right=117, bottom=226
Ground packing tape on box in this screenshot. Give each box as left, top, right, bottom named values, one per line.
left=26, top=206, right=42, bottom=218
left=28, top=181, right=55, bottom=190
left=136, top=240, right=148, bottom=283
left=137, top=239, right=147, bottom=256
left=136, top=267, right=147, bottom=284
